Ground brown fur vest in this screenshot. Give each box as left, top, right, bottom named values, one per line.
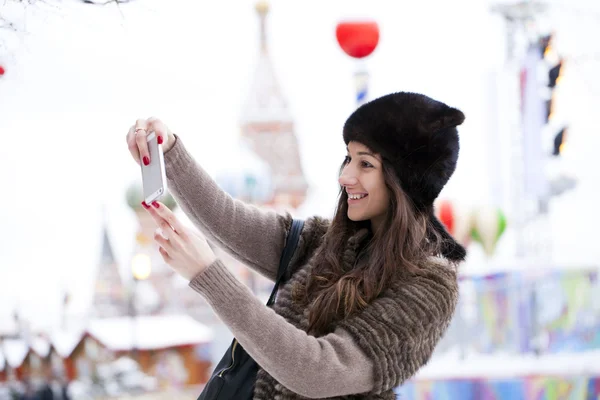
left=253, top=217, right=459, bottom=400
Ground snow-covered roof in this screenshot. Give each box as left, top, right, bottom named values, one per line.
left=87, top=314, right=213, bottom=351
left=2, top=339, right=29, bottom=368
left=0, top=315, right=18, bottom=337
left=50, top=327, right=86, bottom=358
left=30, top=336, right=51, bottom=357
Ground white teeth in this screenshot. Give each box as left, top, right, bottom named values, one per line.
left=349, top=194, right=367, bottom=200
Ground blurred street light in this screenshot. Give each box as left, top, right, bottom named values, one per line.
left=131, top=253, right=152, bottom=281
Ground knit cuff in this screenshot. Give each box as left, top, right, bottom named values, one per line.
left=164, top=134, right=193, bottom=176
left=188, top=259, right=249, bottom=305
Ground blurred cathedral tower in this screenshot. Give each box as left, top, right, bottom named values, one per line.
left=240, top=1, right=308, bottom=210
left=90, top=219, right=128, bottom=319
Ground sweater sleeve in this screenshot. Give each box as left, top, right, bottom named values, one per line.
left=189, top=260, right=375, bottom=399
left=163, top=135, right=291, bottom=281
left=337, top=262, right=459, bottom=392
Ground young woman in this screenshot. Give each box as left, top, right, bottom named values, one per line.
left=126, top=91, right=466, bottom=399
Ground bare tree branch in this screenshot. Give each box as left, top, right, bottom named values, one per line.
left=0, top=0, right=136, bottom=32
left=0, top=17, right=17, bottom=31
left=0, top=8, right=17, bottom=32
left=80, top=0, right=135, bottom=18
left=81, top=0, right=133, bottom=4
left=0, top=0, right=39, bottom=32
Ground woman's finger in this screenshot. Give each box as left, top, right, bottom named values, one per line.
left=146, top=117, right=168, bottom=145
left=144, top=205, right=178, bottom=239
left=126, top=125, right=141, bottom=165
left=158, top=246, right=172, bottom=263
left=134, top=119, right=150, bottom=166
left=154, top=228, right=175, bottom=253
left=149, top=202, right=188, bottom=241
left=159, top=220, right=183, bottom=247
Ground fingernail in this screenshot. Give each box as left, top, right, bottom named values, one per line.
left=141, top=201, right=150, bottom=209
left=157, top=136, right=163, bottom=145
left=143, top=156, right=150, bottom=166
left=152, top=201, right=159, bottom=208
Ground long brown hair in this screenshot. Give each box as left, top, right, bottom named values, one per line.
left=294, top=160, right=446, bottom=336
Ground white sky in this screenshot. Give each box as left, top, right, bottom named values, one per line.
left=1, top=0, right=599, bottom=331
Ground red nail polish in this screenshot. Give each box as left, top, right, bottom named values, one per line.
left=141, top=201, right=150, bottom=209
left=152, top=201, right=159, bottom=208
left=143, top=156, right=150, bottom=166
left=157, top=136, right=163, bottom=145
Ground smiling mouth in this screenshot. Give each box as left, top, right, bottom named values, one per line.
left=348, top=194, right=368, bottom=200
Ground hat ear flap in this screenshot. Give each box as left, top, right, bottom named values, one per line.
left=423, top=107, right=465, bottom=133
left=428, top=212, right=467, bottom=262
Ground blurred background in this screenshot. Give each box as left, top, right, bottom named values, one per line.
left=1, top=0, right=599, bottom=398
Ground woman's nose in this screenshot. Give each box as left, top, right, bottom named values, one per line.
left=339, top=169, right=358, bottom=187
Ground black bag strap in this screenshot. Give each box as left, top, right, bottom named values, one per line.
left=267, top=219, right=304, bottom=306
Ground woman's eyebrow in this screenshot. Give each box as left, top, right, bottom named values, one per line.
left=357, top=151, right=376, bottom=158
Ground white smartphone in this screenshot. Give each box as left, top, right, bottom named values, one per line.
left=141, top=131, right=167, bottom=205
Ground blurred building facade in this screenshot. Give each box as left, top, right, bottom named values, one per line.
left=238, top=1, right=309, bottom=211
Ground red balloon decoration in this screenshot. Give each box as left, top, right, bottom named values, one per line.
left=437, top=200, right=455, bottom=235
left=335, top=21, right=380, bottom=59
left=0, top=65, right=5, bottom=76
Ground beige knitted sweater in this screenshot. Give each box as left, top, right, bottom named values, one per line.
left=164, top=136, right=459, bottom=399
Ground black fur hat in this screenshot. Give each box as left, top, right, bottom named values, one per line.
left=343, top=91, right=466, bottom=261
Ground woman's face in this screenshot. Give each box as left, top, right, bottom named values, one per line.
left=339, top=141, right=390, bottom=231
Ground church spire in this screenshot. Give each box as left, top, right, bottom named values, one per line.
left=100, top=205, right=116, bottom=265
left=90, top=207, right=127, bottom=318
left=256, top=1, right=269, bottom=54
left=239, top=2, right=308, bottom=210
left=241, top=1, right=291, bottom=124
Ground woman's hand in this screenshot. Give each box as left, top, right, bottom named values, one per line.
left=126, top=117, right=177, bottom=166
left=143, top=200, right=217, bottom=281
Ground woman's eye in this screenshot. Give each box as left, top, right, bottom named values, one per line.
left=361, top=161, right=373, bottom=168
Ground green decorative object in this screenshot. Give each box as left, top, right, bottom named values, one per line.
left=470, top=207, right=507, bottom=257
left=125, top=181, right=177, bottom=211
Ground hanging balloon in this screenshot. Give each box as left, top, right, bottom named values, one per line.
left=436, top=199, right=455, bottom=234
left=454, top=203, right=475, bottom=246
left=471, top=207, right=507, bottom=257
left=0, top=65, right=5, bottom=76
left=335, top=21, right=380, bottom=59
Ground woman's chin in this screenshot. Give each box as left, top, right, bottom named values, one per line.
left=347, top=212, right=366, bottom=222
